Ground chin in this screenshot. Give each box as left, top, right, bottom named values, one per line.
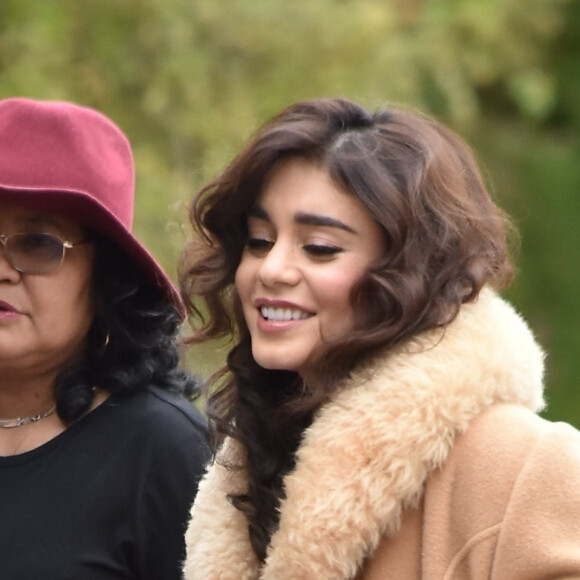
left=252, top=351, right=300, bottom=373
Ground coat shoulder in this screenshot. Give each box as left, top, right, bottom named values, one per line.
left=423, top=404, right=580, bottom=579
left=454, top=404, right=579, bottom=472
left=438, top=404, right=580, bottom=507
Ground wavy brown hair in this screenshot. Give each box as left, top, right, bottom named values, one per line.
left=179, top=98, right=515, bottom=560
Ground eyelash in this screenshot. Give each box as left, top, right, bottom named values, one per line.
left=246, top=237, right=273, bottom=252
left=303, top=243, right=343, bottom=257
left=245, top=237, right=343, bottom=257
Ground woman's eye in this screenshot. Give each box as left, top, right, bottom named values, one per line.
left=246, top=237, right=273, bottom=253
left=303, top=244, right=344, bottom=257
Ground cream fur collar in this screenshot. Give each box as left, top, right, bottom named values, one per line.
left=184, top=290, right=545, bottom=580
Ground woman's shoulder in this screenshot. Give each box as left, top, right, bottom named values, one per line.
left=98, top=387, right=210, bottom=473
left=102, top=385, right=209, bottom=445
left=143, top=385, right=207, bottom=430
left=459, top=403, right=579, bottom=459
left=439, top=403, right=580, bottom=503
left=427, top=405, right=580, bottom=577
left=419, top=404, right=580, bottom=575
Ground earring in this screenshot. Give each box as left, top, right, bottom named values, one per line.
left=97, top=331, right=110, bottom=356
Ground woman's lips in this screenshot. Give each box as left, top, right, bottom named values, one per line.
left=0, top=300, right=20, bottom=320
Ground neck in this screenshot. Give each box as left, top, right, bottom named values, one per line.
left=0, top=373, right=57, bottom=420
left=0, top=378, right=64, bottom=456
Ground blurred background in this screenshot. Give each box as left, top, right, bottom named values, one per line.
left=1, top=0, right=578, bottom=426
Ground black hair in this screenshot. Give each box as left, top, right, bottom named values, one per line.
left=55, top=233, right=198, bottom=423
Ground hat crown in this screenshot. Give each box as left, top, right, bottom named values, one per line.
left=0, top=97, right=134, bottom=230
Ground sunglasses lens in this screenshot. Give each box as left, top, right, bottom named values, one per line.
left=7, top=233, right=64, bottom=274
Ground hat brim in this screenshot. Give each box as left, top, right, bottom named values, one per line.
left=0, top=186, right=185, bottom=318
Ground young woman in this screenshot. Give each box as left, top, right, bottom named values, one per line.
left=0, top=97, right=210, bottom=579
left=180, top=98, right=580, bottom=579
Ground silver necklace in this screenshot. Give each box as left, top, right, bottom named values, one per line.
left=0, top=405, right=57, bottom=428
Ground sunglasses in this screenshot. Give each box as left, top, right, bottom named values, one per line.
left=0, top=232, right=90, bottom=274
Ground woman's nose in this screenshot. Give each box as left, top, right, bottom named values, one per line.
left=0, top=247, right=20, bottom=282
left=257, top=241, right=301, bottom=287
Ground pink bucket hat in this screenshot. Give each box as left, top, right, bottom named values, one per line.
left=0, top=97, right=184, bottom=316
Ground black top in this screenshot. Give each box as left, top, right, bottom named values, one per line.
left=0, top=386, right=210, bottom=580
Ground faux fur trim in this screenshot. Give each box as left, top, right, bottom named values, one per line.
left=184, top=290, right=545, bottom=580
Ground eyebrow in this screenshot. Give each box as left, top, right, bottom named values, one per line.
left=248, top=206, right=357, bottom=234
left=13, top=215, right=62, bottom=228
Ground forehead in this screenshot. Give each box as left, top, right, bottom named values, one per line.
left=256, top=158, right=374, bottom=226
left=0, top=199, right=81, bottom=233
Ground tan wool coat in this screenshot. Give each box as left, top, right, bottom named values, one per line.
left=183, top=290, right=580, bottom=580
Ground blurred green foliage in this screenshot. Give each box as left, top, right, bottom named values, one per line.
left=1, top=0, right=578, bottom=426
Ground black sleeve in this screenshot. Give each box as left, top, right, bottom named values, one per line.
left=134, top=394, right=210, bottom=580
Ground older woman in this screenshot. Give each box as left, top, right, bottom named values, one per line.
left=0, top=97, right=209, bottom=579
left=180, top=98, right=580, bottom=579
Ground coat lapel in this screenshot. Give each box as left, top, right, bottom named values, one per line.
left=184, top=290, right=545, bottom=580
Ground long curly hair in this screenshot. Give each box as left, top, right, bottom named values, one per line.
left=55, top=234, right=198, bottom=423
left=179, top=98, right=515, bottom=560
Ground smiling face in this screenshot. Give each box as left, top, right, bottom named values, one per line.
left=0, top=200, right=95, bottom=381
left=235, top=158, right=385, bottom=380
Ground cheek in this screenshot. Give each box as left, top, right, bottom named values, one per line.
left=234, top=258, right=255, bottom=301
left=234, top=266, right=247, bottom=301
left=315, top=268, right=363, bottom=310
left=47, top=284, right=93, bottom=333
left=40, top=271, right=94, bottom=331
